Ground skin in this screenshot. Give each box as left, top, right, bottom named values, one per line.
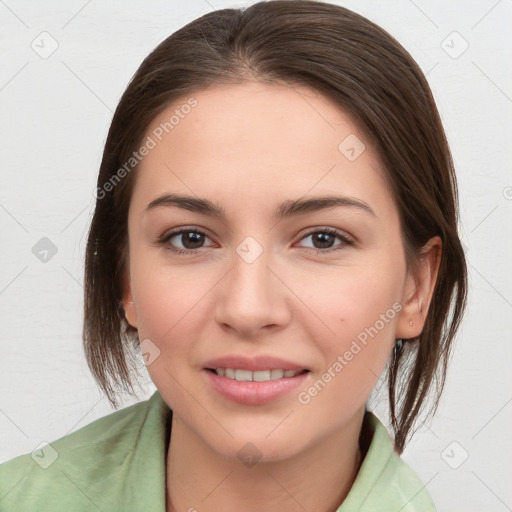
left=123, top=81, right=441, bottom=512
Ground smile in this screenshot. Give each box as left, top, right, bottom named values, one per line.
left=210, top=368, right=307, bottom=381
left=203, top=368, right=310, bottom=405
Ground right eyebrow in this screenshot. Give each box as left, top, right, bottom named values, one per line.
left=145, top=194, right=226, bottom=219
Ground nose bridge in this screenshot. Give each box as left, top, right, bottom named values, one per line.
left=215, top=235, right=289, bottom=334
left=230, top=237, right=274, bottom=311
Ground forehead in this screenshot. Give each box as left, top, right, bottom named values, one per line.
left=132, top=82, right=393, bottom=218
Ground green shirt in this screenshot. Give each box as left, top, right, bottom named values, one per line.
left=0, top=390, right=436, bottom=511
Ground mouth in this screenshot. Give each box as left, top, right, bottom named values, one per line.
left=203, top=365, right=310, bottom=405
left=206, top=367, right=309, bottom=381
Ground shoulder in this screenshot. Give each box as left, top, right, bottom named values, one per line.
left=0, top=393, right=161, bottom=511
left=338, top=412, right=437, bottom=512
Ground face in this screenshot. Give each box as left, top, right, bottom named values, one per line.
left=123, top=81, right=431, bottom=463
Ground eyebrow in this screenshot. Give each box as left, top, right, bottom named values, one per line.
left=145, top=193, right=376, bottom=219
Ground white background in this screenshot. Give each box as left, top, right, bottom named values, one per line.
left=0, top=1, right=511, bottom=510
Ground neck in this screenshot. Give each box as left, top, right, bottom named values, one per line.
left=165, top=409, right=365, bottom=512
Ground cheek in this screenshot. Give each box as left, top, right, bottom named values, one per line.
left=300, top=259, right=402, bottom=340
left=129, top=265, right=215, bottom=409
left=299, top=262, right=401, bottom=402
left=131, top=264, right=210, bottom=344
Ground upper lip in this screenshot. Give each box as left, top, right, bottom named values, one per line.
left=203, top=355, right=308, bottom=372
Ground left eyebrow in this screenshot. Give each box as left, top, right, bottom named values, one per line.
left=275, top=195, right=376, bottom=218
left=145, top=193, right=376, bottom=219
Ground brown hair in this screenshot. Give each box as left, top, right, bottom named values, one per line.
left=83, top=0, right=467, bottom=453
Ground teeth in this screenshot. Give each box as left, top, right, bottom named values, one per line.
left=253, top=370, right=271, bottom=382
left=270, top=369, right=284, bottom=379
left=235, top=369, right=252, bottom=381
left=214, top=368, right=302, bottom=381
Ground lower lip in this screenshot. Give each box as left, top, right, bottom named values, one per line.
left=203, top=369, right=309, bottom=405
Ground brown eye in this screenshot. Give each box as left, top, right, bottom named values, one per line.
left=310, top=232, right=337, bottom=249
left=160, top=229, right=213, bottom=254
left=297, top=228, right=354, bottom=253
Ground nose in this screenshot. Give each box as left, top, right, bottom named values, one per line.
left=214, top=242, right=291, bottom=339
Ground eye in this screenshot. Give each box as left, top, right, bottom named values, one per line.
left=159, top=228, right=214, bottom=255
left=158, top=226, right=354, bottom=256
left=296, top=227, right=354, bottom=253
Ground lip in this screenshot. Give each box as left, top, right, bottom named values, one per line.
left=203, top=368, right=309, bottom=405
left=202, top=355, right=310, bottom=405
left=203, top=354, right=308, bottom=372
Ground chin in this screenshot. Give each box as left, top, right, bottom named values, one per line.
left=206, top=426, right=309, bottom=466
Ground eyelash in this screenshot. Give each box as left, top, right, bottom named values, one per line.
left=158, top=226, right=354, bottom=256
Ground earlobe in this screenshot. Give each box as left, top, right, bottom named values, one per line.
left=396, top=236, right=442, bottom=339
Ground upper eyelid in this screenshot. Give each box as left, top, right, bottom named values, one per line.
left=161, top=226, right=354, bottom=248
left=161, top=226, right=212, bottom=240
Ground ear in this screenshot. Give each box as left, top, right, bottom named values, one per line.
left=396, top=236, right=442, bottom=339
left=121, top=268, right=138, bottom=329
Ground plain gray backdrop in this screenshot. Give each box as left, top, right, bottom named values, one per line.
left=1, top=1, right=511, bottom=511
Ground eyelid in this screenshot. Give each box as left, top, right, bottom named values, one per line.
left=297, top=226, right=355, bottom=244
left=158, top=225, right=355, bottom=256
left=159, top=226, right=214, bottom=244
left=295, top=226, right=355, bottom=253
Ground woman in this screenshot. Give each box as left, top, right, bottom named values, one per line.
left=0, top=1, right=467, bottom=510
